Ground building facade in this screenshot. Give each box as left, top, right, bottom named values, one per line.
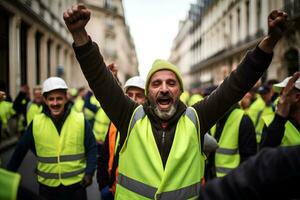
left=83, top=0, right=138, bottom=84
left=169, top=18, right=193, bottom=90
left=170, top=0, right=300, bottom=90
left=0, top=0, right=138, bottom=99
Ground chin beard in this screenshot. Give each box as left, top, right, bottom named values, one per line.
left=153, top=103, right=177, bottom=120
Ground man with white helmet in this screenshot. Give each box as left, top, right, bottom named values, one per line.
left=260, top=72, right=300, bottom=149
left=7, top=77, right=97, bottom=200
left=98, top=75, right=146, bottom=200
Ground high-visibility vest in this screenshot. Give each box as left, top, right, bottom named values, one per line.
left=26, top=102, right=43, bottom=125
left=263, top=115, right=300, bottom=147
left=72, top=96, right=84, bottom=112
left=115, top=106, right=205, bottom=200
left=93, top=107, right=110, bottom=142
left=0, top=101, right=15, bottom=130
left=247, top=95, right=265, bottom=125
left=0, top=168, right=21, bottom=200
left=211, top=109, right=243, bottom=177
left=254, top=105, right=274, bottom=143
left=179, top=91, right=190, bottom=105
left=32, top=110, right=86, bottom=187
left=84, top=95, right=99, bottom=121
left=188, top=94, right=203, bottom=106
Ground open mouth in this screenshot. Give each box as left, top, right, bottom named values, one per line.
left=157, top=97, right=173, bottom=110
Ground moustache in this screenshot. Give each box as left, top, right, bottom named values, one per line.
left=157, top=92, right=173, bottom=99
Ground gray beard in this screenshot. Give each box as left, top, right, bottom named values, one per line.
left=153, top=104, right=177, bottom=120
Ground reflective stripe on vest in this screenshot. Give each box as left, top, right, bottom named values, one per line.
left=37, top=153, right=85, bottom=163
left=118, top=173, right=201, bottom=200
left=36, top=168, right=85, bottom=179
left=214, top=108, right=243, bottom=177
left=263, top=115, right=300, bottom=147
left=33, top=111, right=86, bottom=186
left=116, top=105, right=204, bottom=200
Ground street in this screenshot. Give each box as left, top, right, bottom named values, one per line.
left=0, top=146, right=101, bottom=200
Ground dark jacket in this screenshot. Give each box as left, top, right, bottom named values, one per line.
left=199, top=145, right=300, bottom=200
left=7, top=102, right=97, bottom=176
left=74, top=40, right=272, bottom=167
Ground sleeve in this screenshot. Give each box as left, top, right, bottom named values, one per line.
left=73, top=41, right=137, bottom=140
left=193, top=46, right=273, bottom=136
left=84, top=119, right=97, bottom=175
left=199, top=146, right=300, bottom=200
left=238, top=115, right=257, bottom=163
left=6, top=123, right=35, bottom=171
left=84, top=92, right=99, bottom=113
left=259, top=113, right=287, bottom=149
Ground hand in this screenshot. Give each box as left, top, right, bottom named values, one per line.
left=81, top=174, right=93, bottom=188
left=276, top=72, right=300, bottom=117
left=258, top=10, right=288, bottom=53
left=267, top=10, right=288, bottom=41
left=107, top=63, right=118, bottom=78
left=101, top=186, right=114, bottom=200
left=63, top=4, right=90, bottom=46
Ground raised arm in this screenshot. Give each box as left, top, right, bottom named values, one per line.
left=194, top=10, right=288, bottom=135
left=63, top=4, right=137, bottom=132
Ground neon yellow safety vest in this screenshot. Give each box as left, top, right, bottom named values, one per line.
left=179, top=91, right=190, bottom=105
left=247, top=95, right=265, bottom=125
left=254, top=105, right=274, bottom=143
left=32, top=110, right=86, bottom=187
left=263, top=115, right=300, bottom=146
left=72, top=96, right=84, bottom=113
left=115, top=106, right=205, bottom=200
left=0, top=101, right=15, bottom=130
left=211, top=109, right=243, bottom=177
left=93, top=107, right=110, bottom=142
left=26, top=102, right=43, bottom=125
left=84, top=95, right=99, bottom=121
left=188, top=94, right=203, bottom=107
left=0, top=168, right=21, bottom=200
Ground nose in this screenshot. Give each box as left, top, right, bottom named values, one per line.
left=160, top=82, right=168, bottom=93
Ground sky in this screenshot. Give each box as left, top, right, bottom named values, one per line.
left=123, top=0, right=194, bottom=79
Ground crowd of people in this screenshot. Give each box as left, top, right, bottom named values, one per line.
left=1, top=3, right=300, bottom=200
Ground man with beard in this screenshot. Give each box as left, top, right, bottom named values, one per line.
left=7, top=77, right=97, bottom=200
left=63, top=4, right=287, bottom=199
left=260, top=72, right=300, bottom=149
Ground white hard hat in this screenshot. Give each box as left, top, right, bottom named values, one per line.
left=124, top=76, right=145, bottom=92
left=42, top=77, right=68, bottom=94
left=273, top=76, right=300, bottom=93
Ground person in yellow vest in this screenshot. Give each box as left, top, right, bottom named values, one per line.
left=206, top=103, right=257, bottom=179
left=260, top=72, right=300, bottom=149
left=98, top=76, right=147, bottom=200
left=7, top=77, right=97, bottom=200
left=0, top=85, right=15, bottom=143
left=26, top=87, right=43, bottom=125
left=12, top=84, right=30, bottom=135
left=0, top=167, right=21, bottom=200
left=64, top=5, right=287, bottom=199
left=253, top=84, right=275, bottom=143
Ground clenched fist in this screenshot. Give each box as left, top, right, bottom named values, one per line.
left=63, top=4, right=90, bottom=46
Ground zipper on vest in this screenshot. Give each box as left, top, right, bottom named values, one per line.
left=162, top=131, right=166, bottom=146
